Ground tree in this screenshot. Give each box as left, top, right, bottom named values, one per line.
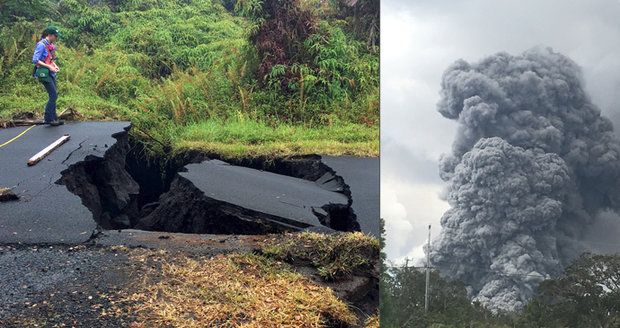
left=380, top=254, right=512, bottom=327
left=521, top=253, right=620, bottom=328
left=331, top=0, right=379, bottom=49
left=379, top=218, right=394, bottom=325
left=250, top=0, right=317, bottom=90
left=0, top=0, right=53, bottom=25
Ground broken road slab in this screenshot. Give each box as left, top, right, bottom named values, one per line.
left=321, top=156, right=380, bottom=237
left=0, top=122, right=131, bottom=244
left=137, top=160, right=353, bottom=234
left=1, top=122, right=378, bottom=244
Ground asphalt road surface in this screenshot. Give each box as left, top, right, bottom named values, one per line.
left=322, top=156, right=380, bottom=237
left=1, top=122, right=379, bottom=243
left=0, top=122, right=131, bottom=244
left=181, top=160, right=349, bottom=231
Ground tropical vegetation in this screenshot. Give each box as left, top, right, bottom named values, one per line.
left=381, top=251, right=620, bottom=328
left=0, top=0, right=379, bottom=157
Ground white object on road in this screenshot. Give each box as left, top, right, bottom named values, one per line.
left=27, top=134, right=70, bottom=166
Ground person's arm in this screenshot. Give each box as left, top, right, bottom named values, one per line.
left=32, top=43, right=45, bottom=66
left=32, top=43, right=58, bottom=72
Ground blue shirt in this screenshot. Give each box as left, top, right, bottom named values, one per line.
left=32, top=39, right=56, bottom=77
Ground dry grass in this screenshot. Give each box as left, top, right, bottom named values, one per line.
left=364, top=315, right=379, bottom=328
left=261, top=232, right=380, bottom=280
left=125, top=253, right=357, bottom=327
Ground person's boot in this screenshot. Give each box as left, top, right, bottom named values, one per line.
left=49, top=120, right=64, bottom=126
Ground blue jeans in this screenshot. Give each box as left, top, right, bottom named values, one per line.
left=41, top=76, right=58, bottom=122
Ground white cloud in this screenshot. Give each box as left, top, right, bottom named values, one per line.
left=381, top=186, right=412, bottom=260
left=401, top=244, right=426, bottom=267
left=381, top=174, right=450, bottom=262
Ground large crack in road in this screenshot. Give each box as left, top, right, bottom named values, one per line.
left=60, top=131, right=362, bottom=235
left=1, top=123, right=378, bottom=243
left=0, top=122, right=130, bottom=244
left=0, top=122, right=379, bottom=326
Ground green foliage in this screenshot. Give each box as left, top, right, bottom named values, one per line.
left=0, top=0, right=54, bottom=25
left=380, top=263, right=513, bottom=328
left=232, top=0, right=264, bottom=19
left=251, top=0, right=317, bottom=91
left=0, top=0, right=378, bottom=156
left=329, top=0, right=380, bottom=49
left=381, top=253, right=620, bottom=328
left=304, top=21, right=379, bottom=98
left=519, top=253, right=620, bottom=328
left=0, top=21, right=38, bottom=83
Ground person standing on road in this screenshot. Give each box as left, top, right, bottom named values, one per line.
left=32, top=26, right=63, bottom=126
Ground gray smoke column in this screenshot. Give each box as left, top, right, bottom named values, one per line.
left=431, top=47, right=620, bottom=312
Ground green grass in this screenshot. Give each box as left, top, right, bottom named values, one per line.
left=0, top=1, right=379, bottom=158
left=262, top=232, right=380, bottom=280
left=170, top=119, right=379, bottom=157
left=1, top=101, right=378, bottom=157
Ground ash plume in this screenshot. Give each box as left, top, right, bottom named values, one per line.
left=430, top=47, right=620, bottom=312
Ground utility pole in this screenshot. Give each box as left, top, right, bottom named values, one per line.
left=424, top=224, right=431, bottom=313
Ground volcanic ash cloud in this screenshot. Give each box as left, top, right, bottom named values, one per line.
left=430, top=47, right=620, bottom=312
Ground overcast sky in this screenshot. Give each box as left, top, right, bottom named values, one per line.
left=380, top=0, right=620, bottom=263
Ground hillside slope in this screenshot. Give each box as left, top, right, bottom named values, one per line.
left=0, top=0, right=379, bottom=156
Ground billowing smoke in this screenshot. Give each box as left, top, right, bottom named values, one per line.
left=430, top=47, right=620, bottom=312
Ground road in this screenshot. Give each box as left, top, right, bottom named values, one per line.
left=180, top=160, right=349, bottom=230
left=0, top=124, right=380, bottom=326
left=322, top=156, right=380, bottom=237
left=0, top=122, right=380, bottom=243
left=0, top=122, right=131, bottom=244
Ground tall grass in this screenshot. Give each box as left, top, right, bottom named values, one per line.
left=0, top=0, right=379, bottom=156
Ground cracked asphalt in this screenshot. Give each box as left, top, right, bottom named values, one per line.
left=0, top=123, right=380, bottom=242
left=179, top=160, right=350, bottom=231
left=321, top=156, right=380, bottom=237
left=0, top=123, right=380, bottom=326
left=0, top=122, right=131, bottom=244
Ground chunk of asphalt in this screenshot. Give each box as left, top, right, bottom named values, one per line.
left=320, top=156, right=380, bottom=237
left=136, top=160, right=352, bottom=234
left=0, top=188, right=18, bottom=202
